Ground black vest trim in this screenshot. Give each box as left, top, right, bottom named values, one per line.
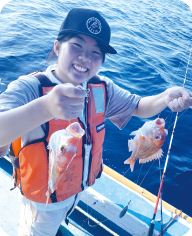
left=9, top=155, right=20, bottom=169
left=50, top=190, right=57, bottom=203
left=35, top=73, right=57, bottom=87
left=35, top=74, right=87, bottom=193
left=86, top=79, right=107, bottom=185
left=65, top=193, right=78, bottom=225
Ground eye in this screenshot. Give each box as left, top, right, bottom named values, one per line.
left=93, top=51, right=102, bottom=57
left=60, top=145, right=67, bottom=154
left=74, top=43, right=82, bottom=48
left=153, top=129, right=161, bottom=140
left=155, top=134, right=161, bottom=140
left=93, top=51, right=100, bottom=55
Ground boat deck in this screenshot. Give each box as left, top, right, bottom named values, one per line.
left=1, top=157, right=192, bottom=236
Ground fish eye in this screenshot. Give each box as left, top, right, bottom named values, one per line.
left=60, top=145, right=67, bottom=154
left=155, top=135, right=161, bottom=140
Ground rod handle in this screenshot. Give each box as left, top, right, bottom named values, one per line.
left=147, top=221, right=155, bottom=236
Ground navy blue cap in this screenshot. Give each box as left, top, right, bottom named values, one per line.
left=57, top=8, right=117, bottom=54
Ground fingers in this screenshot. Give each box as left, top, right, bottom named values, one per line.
left=167, top=87, right=192, bottom=112
left=59, top=100, right=85, bottom=120
left=178, top=96, right=185, bottom=108
left=182, top=94, right=192, bottom=107
left=56, top=95, right=85, bottom=106
left=168, top=95, right=192, bottom=112
left=63, top=111, right=84, bottom=121
left=168, top=98, right=184, bottom=112
left=46, top=83, right=87, bottom=120
left=59, top=83, right=87, bottom=99
left=59, top=103, right=84, bottom=114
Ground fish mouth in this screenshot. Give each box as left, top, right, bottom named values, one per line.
left=66, top=122, right=85, bottom=137
left=155, top=118, right=165, bottom=127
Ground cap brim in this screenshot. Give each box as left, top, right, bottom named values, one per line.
left=57, top=29, right=117, bottom=54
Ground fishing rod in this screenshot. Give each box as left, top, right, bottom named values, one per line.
left=157, top=210, right=182, bottom=236
left=147, top=44, right=192, bottom=236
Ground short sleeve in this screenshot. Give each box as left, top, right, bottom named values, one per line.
left=0, top=76, right=43, bottom=152
left=102, top=76, right=141, bottom=129
left=0, top=75, right=41, bottom=112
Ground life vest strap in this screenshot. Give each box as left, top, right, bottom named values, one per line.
left=9, top=155, right=20, bottom=169
left=10, top=168, right=18, bottom=191
left=96, top=163, right=103, bottom=179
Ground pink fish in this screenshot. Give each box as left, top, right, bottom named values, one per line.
left=124, top=118, right=168, bottom=172
left=46, top=122, right=85, bottom=205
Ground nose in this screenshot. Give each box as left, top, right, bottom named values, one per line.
left=78, top=50, right=91, bottom=63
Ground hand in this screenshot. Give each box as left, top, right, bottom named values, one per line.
left=44, top=83, right=87, bottom=120
left=165, top=87, right=192, bottom=112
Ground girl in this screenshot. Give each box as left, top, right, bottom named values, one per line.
left=0, top=8, right=192, bottom=236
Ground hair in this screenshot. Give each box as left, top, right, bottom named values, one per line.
left=46, top=32, right=106, bottom=65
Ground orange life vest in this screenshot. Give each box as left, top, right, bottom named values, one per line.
left=10, top=74, right=107, bottom=204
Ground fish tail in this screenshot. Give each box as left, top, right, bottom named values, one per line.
left=124, top=158, right=135, bottom=172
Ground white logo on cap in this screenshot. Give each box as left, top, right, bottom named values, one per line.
left=86, top=17, right=101, bottom=34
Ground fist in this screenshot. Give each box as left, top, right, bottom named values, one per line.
left=165, top=87, right=192, bottom=112
left=45, top=83, right=87, bottom=120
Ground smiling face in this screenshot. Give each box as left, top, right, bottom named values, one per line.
left=53, top=34, right=103, bottom=86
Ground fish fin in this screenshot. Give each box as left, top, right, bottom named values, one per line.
left=128, top=139, right=132, bottom=151
left=128, top=138, right=137, bottom=152
left=130, top=130, right=138, bottom=136
left=124, top=158, right=136, bottom=172
left=139, top=149, right=163, bottom=164
left=47, top=144, right=50, bottom=150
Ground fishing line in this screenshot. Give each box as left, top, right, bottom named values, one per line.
left=164, top=111, right=173, bottom=125
left=159, top=158, right=163, bottom=235
left=89, top=47, right=191, bottom=229
left=170, top=57, right=184, bottom=88
left=122, top=167, right=131, bottom=177
left=165, top=44, right=192, bottom=129
left=147, top=44, right=192, bottom=236
left=83, top=87, right=133, bottom=228
left=84, top=86, right=95, bottom=228
left=107, top=159, right=160, bottom=220
left=158, top=51, right=186, bottom=123
left=83, top=87, right=117, bottom=228
left=139, top=160, right=156, bottom=186
left=84, top=86, right=105, bottom=228
left=83, top=44, right=192, bottom=229
left=83, top=120, right=166, bottom=227
left=167, top=108, right=189, bottom=130
left=84, top=133, right=165, bottom=227
left=136, top=163, right=143, bottom=184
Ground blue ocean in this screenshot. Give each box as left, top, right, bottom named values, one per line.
left=0, top=0, right=192, bottom=218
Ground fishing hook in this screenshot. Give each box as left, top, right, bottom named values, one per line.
left=147, top=44, right=192, bottom=236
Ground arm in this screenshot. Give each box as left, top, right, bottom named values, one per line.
left=133, top=87, right=192, bottom=118
left=0, top=84, right=86, bottom=147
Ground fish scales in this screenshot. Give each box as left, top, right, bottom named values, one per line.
left=134, top=137, right=160, bottom=159
left=46, top=122, right=85, bottom=205
left=124, top=118, right=167, bottom=171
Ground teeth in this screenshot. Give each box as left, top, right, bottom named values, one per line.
left=74, top=64, right=87, bottom=72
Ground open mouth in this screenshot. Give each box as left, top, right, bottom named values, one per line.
left=73, top=64, right=88, bottom=72
left=155, top=118, right=165, bottom=127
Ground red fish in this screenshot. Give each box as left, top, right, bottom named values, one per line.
left=124, top=118, right=168, bottom=172
left=46, top=122, right=85, bottom=205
